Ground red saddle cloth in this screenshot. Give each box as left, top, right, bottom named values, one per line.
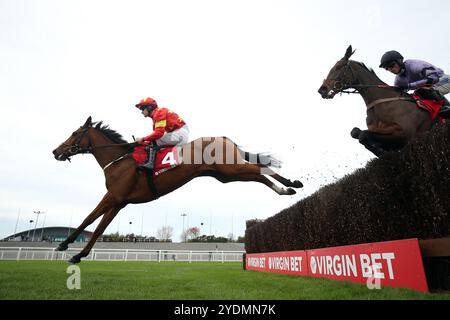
left=412, top=94, right=444, bottom=122
left=132, top=146, right=182, bottom=177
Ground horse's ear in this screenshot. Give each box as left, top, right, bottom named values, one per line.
left=83, top=116, right=92, bottom=128
left=344, top=45, right=355, bottom=60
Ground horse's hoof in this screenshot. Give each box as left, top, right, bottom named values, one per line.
left=351, top=127, right=362, bottom=139
left=286, top=188, right=296, bottom=195
left=56, top=243, right=68, bottom=251
left=68, top=256, right=81, bottom=264
left=293, top=180, right=303, bottom=188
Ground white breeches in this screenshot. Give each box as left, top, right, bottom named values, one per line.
left=434, top=74, right=450, bottom=95
left=156, top=125, right=190, bottom=147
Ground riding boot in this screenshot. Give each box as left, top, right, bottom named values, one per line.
left=438, top=97, right=450, bottom=118
left=138, top=141, right=159, bottom=171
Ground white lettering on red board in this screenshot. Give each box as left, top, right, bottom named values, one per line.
left=309, top=252, right=396, bottom=279
left=247, top=257, right=266, bottom=269
left=268, top=256, right=303, bottom=272
left=247, top=256, right=304, bottom=272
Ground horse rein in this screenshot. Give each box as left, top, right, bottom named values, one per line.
left=331, top=61, right=414, bottom=109
left=333, top=62, right=390, bottom=92
left=62, top=126, right=137, bottom=159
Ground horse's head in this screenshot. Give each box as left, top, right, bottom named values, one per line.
left=52, top=116, right=93, bottom=161
left=318, top=45, right=356, bottom=99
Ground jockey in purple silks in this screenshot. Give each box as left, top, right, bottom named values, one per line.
left=380, top=50, right=450, bottom=118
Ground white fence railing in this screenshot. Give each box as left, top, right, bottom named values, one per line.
left=0, top=247, right=245, bottom=263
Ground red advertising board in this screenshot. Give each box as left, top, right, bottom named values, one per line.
left=245, top=239, right=428, bottom=292
left=307, top=239, right=428, bottom=292
left=246, top=251, right=308, bottom=276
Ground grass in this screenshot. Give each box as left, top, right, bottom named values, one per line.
left=0, top=260, right=449, bottom=300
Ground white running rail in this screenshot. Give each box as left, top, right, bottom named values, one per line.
left=0, top=247, right=245, bottom=263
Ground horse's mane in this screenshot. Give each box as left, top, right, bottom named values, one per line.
left=349, top=60, right=412, bottom=98
left=350, top=60, right=390, bottom=86
left=351, top=60, right=380, bottom=78
left=93, top=121, right=129, bottom=144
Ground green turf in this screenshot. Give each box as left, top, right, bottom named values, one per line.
left=0, top=260, right=449, bottom=300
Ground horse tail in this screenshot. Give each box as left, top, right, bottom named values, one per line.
left=220, top=137, right=281, bottom=168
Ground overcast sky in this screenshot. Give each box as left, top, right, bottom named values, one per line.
left=1, top=0, right=449, bottom=241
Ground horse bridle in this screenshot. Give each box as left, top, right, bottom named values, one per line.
left=61, top=127, right=92, bottom=158
left=61, top=126, right=137, bottom=161
left=332, top=61, right=359, bottom=94
left=331, top=61, right=395, bottom=94
left=329, top=61, right=413, bottom=109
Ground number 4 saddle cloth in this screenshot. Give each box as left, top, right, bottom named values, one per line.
left=132, top=145, right=182, bottom=177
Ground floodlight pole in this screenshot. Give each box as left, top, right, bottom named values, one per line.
left=32, top=210, right=45, bottom=242
left=12, top=209, right=21, bottom=240
left=40, top=211, right=47, bottom=241
left=27, top=220, right=34, bottom=240
left=181, top=213, right=187, bottom=242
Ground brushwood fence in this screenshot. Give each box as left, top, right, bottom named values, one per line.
left=245, top=123, right=450, bottom=254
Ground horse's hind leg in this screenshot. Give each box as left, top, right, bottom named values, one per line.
left=215, top=164, right=297, bottom=195
left=258, top=166, right=303, bottom=189
left=56, top=192, right=116, bottom=251
left=243, top=173, right=297, bottom=195
left=69, top=204, right=125, bottom=264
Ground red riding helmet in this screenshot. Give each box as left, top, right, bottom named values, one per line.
left=135, top=97, right=158, bottom=109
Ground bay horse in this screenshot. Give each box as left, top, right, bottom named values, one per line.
left=52, top=116, right=303, bottom=263
left=318, top=45, right=440, bottom=157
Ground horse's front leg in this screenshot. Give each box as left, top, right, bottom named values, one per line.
left=69, top=204, right=125, bottom=264
left=56, top=192, right=116, bottom=251
left=350, top=124, right=407, bottom=157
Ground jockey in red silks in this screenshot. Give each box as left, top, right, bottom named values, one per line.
left=135, top=97, right=189, bottom=170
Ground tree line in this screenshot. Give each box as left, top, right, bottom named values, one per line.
left=100, top=225, right=244, bottom=243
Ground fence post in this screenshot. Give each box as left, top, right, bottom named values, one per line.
left=51, top=248, right=55, bottom=261
left=189, top=251, right=192, bottom=263
left=16, top=248, right=22, bottom=261
left=125, top=249, right=128, bottom=261
left=91, top=249, right=95, bottom=261
left=158, top=250, right=161, bottom=262
left=222, top=251, right=224, bottom=264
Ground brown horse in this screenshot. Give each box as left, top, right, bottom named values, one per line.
left=318, top=45, right=439, bottom=157
left=52, top=116, right=303, bottom=263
